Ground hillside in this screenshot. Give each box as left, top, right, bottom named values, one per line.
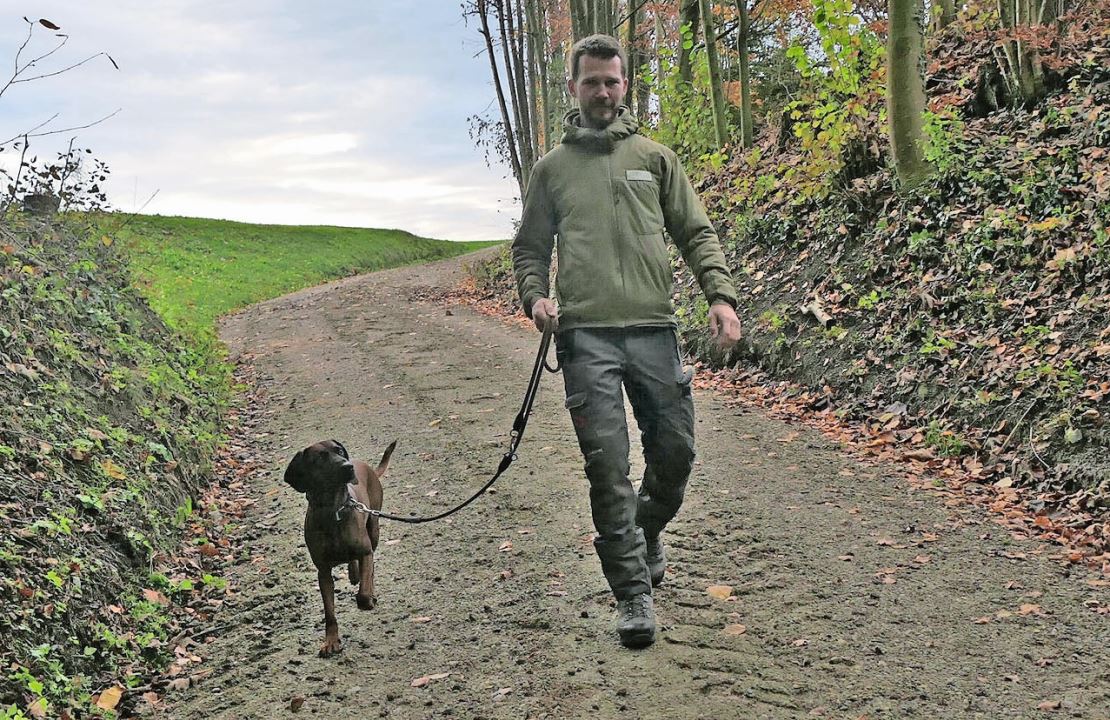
left=0, top=212, right=493, bottom=718
left=463, top=11, right=1109, bottom=557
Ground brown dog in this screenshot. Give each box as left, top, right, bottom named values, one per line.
left=284, top=439, right=395, bottom=657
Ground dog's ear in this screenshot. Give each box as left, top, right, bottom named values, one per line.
left=284, top=450, right=313, bottom=493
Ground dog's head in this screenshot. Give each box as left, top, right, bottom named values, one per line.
left=284, top=439, right=353, bottom=495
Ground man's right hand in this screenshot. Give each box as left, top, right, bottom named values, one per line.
left=531, top=298, right=559, bottom=333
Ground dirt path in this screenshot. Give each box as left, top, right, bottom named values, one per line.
left=166, top=251, right=1108, bottom=720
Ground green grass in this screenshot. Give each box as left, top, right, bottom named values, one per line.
left=110, top=214, right=500, bottom=336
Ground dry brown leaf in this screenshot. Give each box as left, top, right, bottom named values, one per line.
left=411, top=616, right=433, bottom=623
left=723, top=623, right=747, bottom=636
left=1018, top=603, right=1045, bottom=616
left=411, top=676, right=430, bottom=688
left=96, top=686, right=123, bottom=711
left=1037, top=700, right=1061, bottom=711
left=290, top=696, right=306, bottom=712
left=707, top=585, right=734, bottom=600
left=912, top=554, right=931, bottom=564
left=498, top=540, right=513, bottom=552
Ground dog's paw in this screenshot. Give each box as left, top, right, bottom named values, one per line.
left=356, top=593, right=376, bottom=611
left=319, top=637, right=343, bottom=658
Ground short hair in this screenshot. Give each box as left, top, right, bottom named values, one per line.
left=568, top=34, right=627, bottom=82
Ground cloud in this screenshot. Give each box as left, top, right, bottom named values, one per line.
left=0, top=0, right=520, bottom=240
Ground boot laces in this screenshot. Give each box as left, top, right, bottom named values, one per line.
left=622, top=594, right=651, bottom=620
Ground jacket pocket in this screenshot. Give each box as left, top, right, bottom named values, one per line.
left=616, top=177, right=664, bottom=235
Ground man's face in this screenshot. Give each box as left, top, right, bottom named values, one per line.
left=568, top=54, right=627, bottom=130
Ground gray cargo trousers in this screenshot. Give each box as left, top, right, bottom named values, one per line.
left=555, top=326, right=696, bottom=600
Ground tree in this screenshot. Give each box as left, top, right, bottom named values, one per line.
left=678, top=0, right=701, bottom=84
left=699, top=0, right=730, bottom=148
left=735, top=0, right=754, bottom=147
left=887, top=0, right=932, bottom=186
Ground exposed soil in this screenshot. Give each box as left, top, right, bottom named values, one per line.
left=165, top=250, right=1108, bottom=720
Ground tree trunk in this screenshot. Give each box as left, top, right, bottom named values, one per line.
left=625, top=0, right=641, bottom=111
left=499, top=0, right=534, bottom=180
left=570, top=0, right=587, bottom=40
left=736, top=0, right=754, bottom=148
left=527, top=0, right=554, bottom=152
left=678, top=0, right=700, bottom=85
left=476, top=0, right=524, bottom=193
left=699, top=0, right=729, bottom=148
left=931, top=0, right=957, bottom=30
left=887, top=0, right=932, bottom=186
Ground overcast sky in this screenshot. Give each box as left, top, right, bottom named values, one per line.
left=0, top=1, right=520, bottom=240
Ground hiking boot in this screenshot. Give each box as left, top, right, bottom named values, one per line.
left=645, top=536, right=666, bottom=587
left=616, top=592, right=656, bottom=648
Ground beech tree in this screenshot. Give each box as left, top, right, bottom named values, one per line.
left=887, top=0, right=932, bottom=186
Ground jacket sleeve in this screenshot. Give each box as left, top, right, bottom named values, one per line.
left=659, top=150, right=738, bottom=308
left=511, top=166, right=556, bottom=319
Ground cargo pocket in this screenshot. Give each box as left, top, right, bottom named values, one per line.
left=564, top=391, right=591, bottom=437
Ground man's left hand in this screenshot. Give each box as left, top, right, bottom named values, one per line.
left=708, top=302, right=742, bottom=350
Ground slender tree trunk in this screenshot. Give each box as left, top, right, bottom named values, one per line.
left=678, top=0, right=700, bottom=85
left=699, top=0, right=729, bottom=148
left=499, top=1, right=534, bottom=179
left=887, top=0, right=932, bottom=186
left=527, top=0, right=554, bottom=152
left=476, top=0, right=523, bottom=193
left=509, top=0, right=536, bottom=172
left=625, top=0, right=640, bottom=111
left=570, top=0, right=587, bottom=40
left=523, top=0, right=540, bottom=156
left=637, top=7, right=657, bottom=122
left=736, top=0, right=754, bottom=147
left=931, top=0, right=957, bottom=30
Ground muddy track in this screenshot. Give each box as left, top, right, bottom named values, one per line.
left=166, top=251, right=1108, bottom=719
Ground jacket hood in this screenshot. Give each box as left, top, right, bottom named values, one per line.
left=561, top=106, right=638, bottom=153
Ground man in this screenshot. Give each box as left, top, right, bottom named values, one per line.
left=512, top=34, right=741, bottom=649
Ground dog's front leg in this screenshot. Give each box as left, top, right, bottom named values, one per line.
left=356, top=552, right=376, bottom=610
left=318, top=568, right=342, bottom=657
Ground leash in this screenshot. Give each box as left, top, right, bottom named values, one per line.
left=367, top=326, right=558, bottom=524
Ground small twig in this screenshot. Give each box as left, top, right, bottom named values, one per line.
left=9, top=51, right=116, bottom=88
left=1028, top=425, right=1050, bottom=470
left=0, top=108, right=121, bottom=147
left=109, top=189, right=161, bottom=233
left=0, top=135, right=30, bottom=215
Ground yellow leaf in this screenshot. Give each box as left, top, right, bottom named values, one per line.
left=101, top=235, right=114, bottom=247
left=96, top=686, right=123, bottom=710
left=100, top=460, right=126, bottom=480
left=707, top=585, right=734, bottom=600
left=1029, top=217, right=1062, bottom=232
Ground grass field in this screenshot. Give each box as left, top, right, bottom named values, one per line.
left=112, top=214, right=500, bottom=336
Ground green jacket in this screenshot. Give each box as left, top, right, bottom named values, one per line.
left=512, top=107, right=737, bottom=330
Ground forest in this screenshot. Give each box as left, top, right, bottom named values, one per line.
left=462, top=0, right=1109, bottom=554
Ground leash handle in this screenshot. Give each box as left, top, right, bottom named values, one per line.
left=373, top=327, right=556, bottom=524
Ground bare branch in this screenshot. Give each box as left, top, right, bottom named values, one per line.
left=10, top=51, right=116, bottom=88
left=0, top=108, right=121, bottom=148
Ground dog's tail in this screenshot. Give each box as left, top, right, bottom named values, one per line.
left=376, top=440, right=398, bottom=478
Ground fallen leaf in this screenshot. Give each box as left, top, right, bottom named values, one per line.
left=973, top=616, right=992, bottom=624
left=723, top=623, right=747, bottom=636
left=411, top=676, right=430, bottom=688
left=142, top=588, right=169, bottom=606
left=411, top=616, right=433, bottom=623
left=96, top=687, right=123, bottom=711
left=498, top=540, right=513, bottom=552
left=707, top=585, right=734, bottom=600
left=1037, top=700, right=1061, bottom=711
left=792, top=638, right=809, bottom=646
left=1018, top=603, right=1045, bottom=616
left=912, top=554, right=931, bottom=564
left=290, top=696, right=305, bottom=712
